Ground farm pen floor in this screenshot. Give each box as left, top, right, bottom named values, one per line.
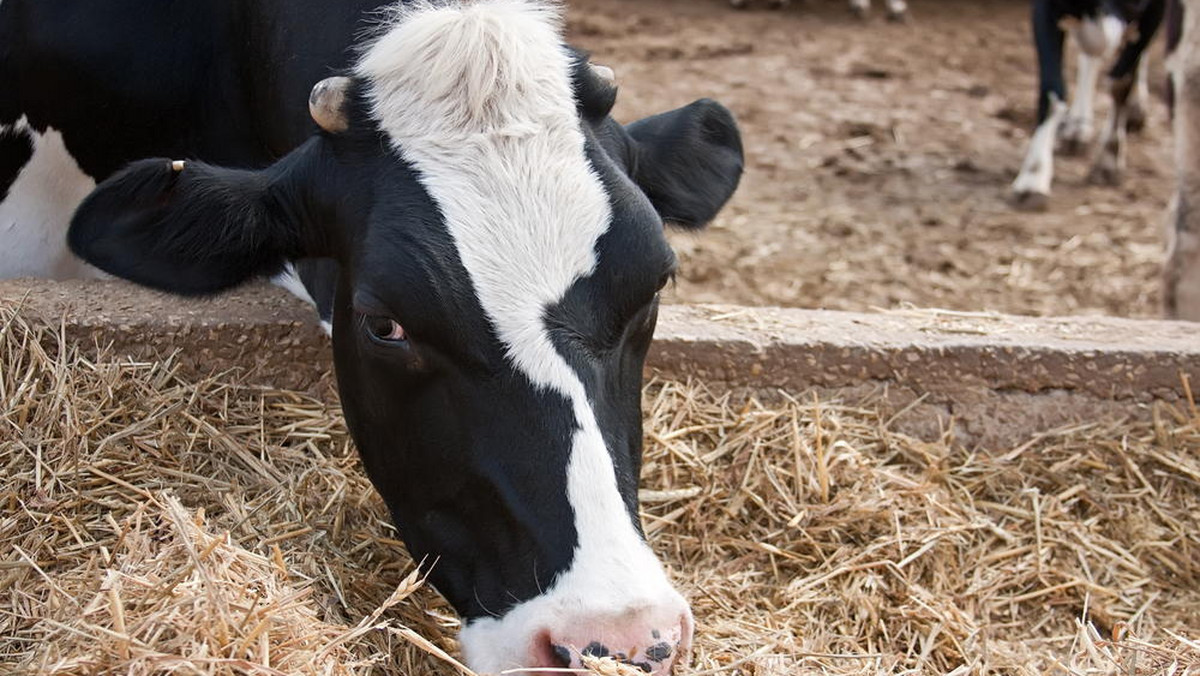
left=573, top=0, right=1177, bottom=319
left=2, top=308, right=1198, bottom=675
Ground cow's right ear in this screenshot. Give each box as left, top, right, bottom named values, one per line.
left=69, top=141, right=328, bottom=296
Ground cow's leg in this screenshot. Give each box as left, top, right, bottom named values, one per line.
left=730, top=0, right=750, bottom=8
left=1061, top=15, right=1126, bottom=154
left=1126, top=57, right=1151, bottom=133
left=1012, top=0, right=1068, bottom=209
left=1164, top=0, right=1200, bottom=320
left=1088, top=75, right=1133, bottom=184
left=883, top=0, right=908, bottom=21
left=849, top=0, right=870, bottom=19
left=1089, top=0, right=1166, bottom=185
left=0, top=117, right=107, bottom=280
left=1013, top=95, right=1069, bottom=209
left=1060, top=52, right=1106, bottom=154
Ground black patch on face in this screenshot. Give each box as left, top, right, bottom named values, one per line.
left=551, top=644, right=573, bottom=667
left=645, top=642, right=673, bottom=662
left=543, top=129, right=676, bottom=532
left=0, top=125, right=34, bottom=201
left=293, top=257, right=338, bottom=324
left=329, top=150, right=580, bottom=621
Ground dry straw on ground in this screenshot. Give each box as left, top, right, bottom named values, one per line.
left=1, top=302, right=1197, bottom=675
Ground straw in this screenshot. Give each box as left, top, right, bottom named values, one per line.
left=2, top=302, right=1197, bottom=674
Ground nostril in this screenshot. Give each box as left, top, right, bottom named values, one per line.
left=582, top=641, right=610, bottom=659
left=550, top=643, right=572, bottom=668
left=532, top=631, right=573, bottom=669
left=645, top=642, right=673, bottom=662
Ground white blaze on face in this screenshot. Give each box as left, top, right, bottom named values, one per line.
left=0, top=117, right=107, bottom=280
left=356, top=1, right=685, bottom=672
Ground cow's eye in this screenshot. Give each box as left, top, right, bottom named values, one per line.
left=363, top=315, right=407, bottom=344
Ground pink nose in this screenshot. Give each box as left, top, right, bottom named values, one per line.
left=534, top=608, right=693, bottom=675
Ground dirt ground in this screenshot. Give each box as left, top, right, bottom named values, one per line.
left=566, top=0, right=1177, bottom=318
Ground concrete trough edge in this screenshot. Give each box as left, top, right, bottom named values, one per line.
left=4, top=279, right=1199, bottom=448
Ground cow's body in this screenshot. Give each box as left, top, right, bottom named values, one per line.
left=1164, top=0, right=1200, bottom=319
left=0, top=0, right=362, bottom=322
left=1011, top=0, right=1166, bottom=208
left=6, top=1, right=745, bottom=674
left=728, top=0, right=909, bottom=20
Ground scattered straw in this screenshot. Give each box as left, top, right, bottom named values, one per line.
left=2, top=301, right=1198, bottom=674
left=0, top=305, right=464, bottom=675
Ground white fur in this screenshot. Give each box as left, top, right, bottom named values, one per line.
left=356, top=1, right=686, bottom=672
left=884, top=0, right=907, bottom=16
left=0, top=117, right=107, bottom=280
left=1012, top=95, right=1068, bottom=199
left=271, top=262, right=333, bottom=337
left=1061, top=52, right=1103, bottom=147
left=1063, top=16, right=1125, bottom=149
left=272, top=261, right=318, bottom=306
left=1077, top=15, right=1126, bottom=58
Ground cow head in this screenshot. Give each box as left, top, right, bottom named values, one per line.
left=68, top=1, right=743, bottom=673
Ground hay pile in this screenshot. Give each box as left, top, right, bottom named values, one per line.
left=2, top=303, right=1198, bottom=675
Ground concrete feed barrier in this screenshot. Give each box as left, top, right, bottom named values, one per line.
left=4, top=279, right=1198, bottom=447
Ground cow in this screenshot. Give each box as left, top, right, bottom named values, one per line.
left=728, top=0, right=909, bottom=22
left=1164, top=0, right=1200, bottom=319
left=1011, top=0, right=1166, bottom=209
left=4, top=1, right=745, bottom=674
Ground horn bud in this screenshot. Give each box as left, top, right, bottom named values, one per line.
left=309, top=76, right=351, bottom=133
left=590, top=63, right=616, bottom=86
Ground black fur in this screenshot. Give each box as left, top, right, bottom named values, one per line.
left=1031, top=0, right=1166, bottom=123
left=0, top=126, right=33, bottom=201
left=624, top=99, right=744, bottom=229
left=69, top=139, right=332, bottom=295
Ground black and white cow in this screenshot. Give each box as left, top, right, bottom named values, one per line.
left=4, top=1, right=744, bottom=673
left=1163, top=0, right=1199, bottom=319
left=729, top=0, right=909, bottom=21
left=1011, top=0, right=1166, bottom=209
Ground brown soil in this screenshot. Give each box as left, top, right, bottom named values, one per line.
left=567, top=0, right=1176, bottom=318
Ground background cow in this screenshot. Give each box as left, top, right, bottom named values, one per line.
left=6, top=0, right=744, bottom=673
left=1164, top=0, right=1200, bottom=319
left=1011, top=0, right=1166, bottom=209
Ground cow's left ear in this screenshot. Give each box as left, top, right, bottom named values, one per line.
left=625, top=98, right=744, bottom=229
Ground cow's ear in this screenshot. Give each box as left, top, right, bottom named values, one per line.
left=69, top=142, right=328, bottom=296
left=625, top=98, right=744, bottom=230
